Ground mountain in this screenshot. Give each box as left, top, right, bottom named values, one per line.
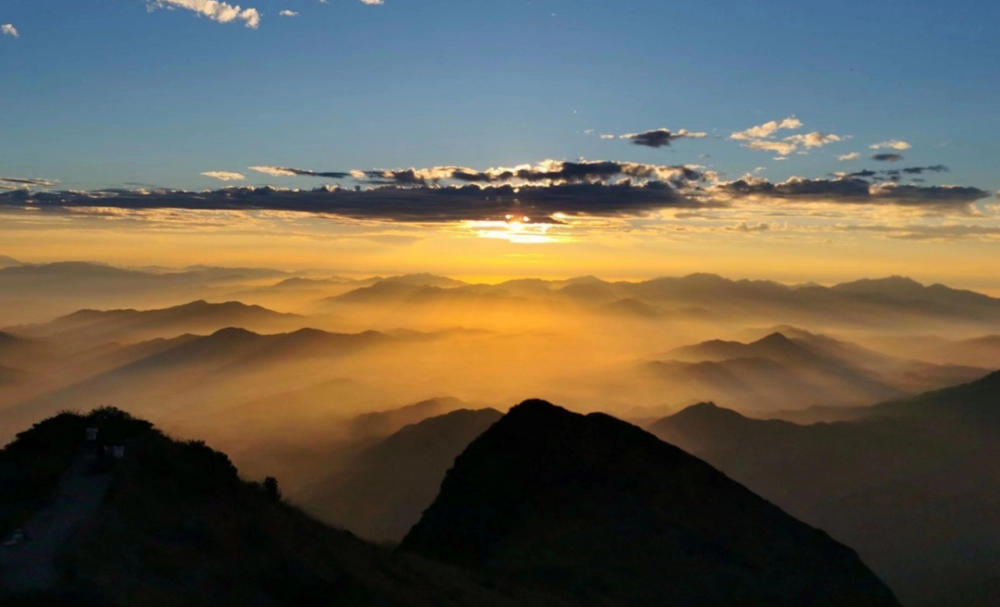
left=832, top=276, right=1000, bottom=309
left=648, top=379, right=1000, bottom=607
left=305, top=408, right=503, bottom=543
left=400, top=399, right=900, bottom=607
left=343, top=396, right=469, bottom=440
left=872, top=369, right=1000, bottom=422
left=0, top=331, right=49, bottom=369
left=660, top=330, right=987, bottom=404
left=379, top=274, right=468, bottom=288
left=644, top=335, right=904, bottom=411
left=0, top=408, right=576, bottom=607
left=0, top=255, right=21, bottom=269
left=871, top=334, right=1000, bottom=368
left=667, top=331, right=828, bottom=364
left=8, top=300, right=304, bottom=345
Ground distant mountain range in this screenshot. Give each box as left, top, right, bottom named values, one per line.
left=641, top=329, right=990, bottom=410
left=648, top=371, right=1000, bottom=607
left=6, top=300, right=304, bottom=346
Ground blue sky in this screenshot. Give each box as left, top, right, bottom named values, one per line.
left=2, top=0, right=999, bottom=192
left=3, top=0, right=1000, bottom=289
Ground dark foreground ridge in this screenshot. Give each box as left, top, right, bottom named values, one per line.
left=0, top=408, right=578, bottom=607
left=400, top=399, right=902, bottom=607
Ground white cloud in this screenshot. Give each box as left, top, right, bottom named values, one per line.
left=279, top=9, right=298, bottom=16
left=1, top=24, right=18, bottom=38
left=359, top=0, right=384, bottom=4
left=249, top=166, right=298, bottom=177
left=747, top=140, right=797, bottom=156
left=201, top=171, right=246, bottom=181
left=147, top=0, right=261, bottom=29
left=731, top=117, right=801, bottom=141
left=785, top=132, right=842, bottom=148
left=870, top=140, right=911, bottom=150
left=732, top=117, right=843, bottom=156
left=599, top=134, right=615, bottom=140
left=838, top=152, right=860, bottom=161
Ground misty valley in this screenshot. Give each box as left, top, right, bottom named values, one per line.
left=0, top=258, right=997, bottom=606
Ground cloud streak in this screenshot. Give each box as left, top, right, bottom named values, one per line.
left=1, top=24, right=18, bottom=38
left=201, top=171, right=246, bottom=182
left=715, top=176, right=988, bottom=211
left=870, top=140, right=911, bottom=150
left=872, top=153, right=904, bottom=162
left=249, top=166, right=352, bottom=179
left=0, top=181, right=708, bottom=224
left=731, top=117, right=802, bottom=141
left=0, top=176, right=55, bottom=190
left=147, top=0, right=261, bottom=29
left=619, top=129, right=707, bottom=148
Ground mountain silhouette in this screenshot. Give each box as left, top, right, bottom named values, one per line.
left=0, top=408, right=583, bottom=607
left=8, top=300, right=302, bottom=345
left=305, top=408, right=503, bottom=542
left=872, top=369, right=1000, bottom=422
left=649, top=375, right=1000, bottom=607
left=401, top=399, right=900, bottom=607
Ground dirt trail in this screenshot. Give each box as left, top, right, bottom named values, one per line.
left=0, top=454, right=112, bottom=594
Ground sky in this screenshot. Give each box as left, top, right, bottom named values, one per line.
left=2, top=0, right=1000, bottom=288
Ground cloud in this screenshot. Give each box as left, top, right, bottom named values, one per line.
left=249, top=166, right=352, bottom=179
left=839, top=224, right=1000, bottom=241
left=0, top=176, right=55, bottom=190
left=1, top=24, right=18, bottom=38
left=730, top=117, right=802, bottom=141
left=731, top=118, right=842, bottom=156
left=201, top=171, right=246, bottom=182
left=279, top=10, right=298, bottom=17
left=715, top=175, right=988, bottom=211
left=619, top=129, right=708, bottom=149
left=0, top=181, right=709, bottom=224
left=746, top=140, right=797, bottom=156
left=784, top=132, right=842, bottom=148
left=599, top=134, right=615, bottom=140
left=147, top=0, right=261, bottom=28
left=251, top=160, right=713, bottom=188
left=4, top=159, right=987, bottom=225
left=872, top=153, right=904, bottom=162
left=359, top=0, right=384, bottom=4
left=870, top=140, right=911, bottom=150
left=846, top=165, right=948, bottom=182
left=838, top=152, right=860, bottom=161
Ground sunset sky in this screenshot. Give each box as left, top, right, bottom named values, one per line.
left=2, top=0, right=999, bottom=288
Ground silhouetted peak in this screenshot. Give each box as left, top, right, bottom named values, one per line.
left=679, top=272, right=730, bottom=284
left=505, top=398, right=576, bottom=422
left=208, top=327, right=259, bottom=339
left=666, top=401, right=748, bottom=424
left=753, top=331, right=798, bottom=348
left=833, top=275, right=926, bottom=294
left=402, top=399, right=901, bottom=607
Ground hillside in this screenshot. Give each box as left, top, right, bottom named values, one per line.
left=7, top=300, right=303, bottom=345
left=648, top=377, right=1000, bottom=607
left=304, top=408, right=503, bottom=542
left=401, top=400, right=900, bottom=607
left=0, top=408, right=576, bottom=607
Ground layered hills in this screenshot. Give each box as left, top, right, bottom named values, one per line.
left=0, top=404, right=903, bottom=607
left=304, top=408, right=503, bottom=542
left=649, top=372, right=1000, bottom=607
